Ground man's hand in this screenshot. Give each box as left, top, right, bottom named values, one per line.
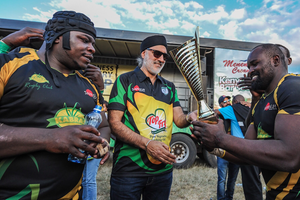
left=238, top=74, right=264, bottom=99
left=44, top=125, right=103, bottom=159
left=92, top=138, right=110, bottom=165
left=83, top=64, right=104, bottom=90
left=2, top=27, right=44, bottom=48
left=187, top=110, right=197, bottom=122
left=191, top=119, right=226, bottom=150
left=146, top=140, right=176, bottom=165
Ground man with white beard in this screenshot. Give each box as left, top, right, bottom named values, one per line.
left=108, top=35, right=196, bottom=200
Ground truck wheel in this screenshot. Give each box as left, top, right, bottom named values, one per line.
left=203, top=149, right=217, bottom=168
left=170, top=134, right=196, bottom=169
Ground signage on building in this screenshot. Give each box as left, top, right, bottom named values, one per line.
left=213, top=48, right=251, bottom=108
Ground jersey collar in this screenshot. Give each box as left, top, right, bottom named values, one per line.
left=134, top=66, right=163, bottom=83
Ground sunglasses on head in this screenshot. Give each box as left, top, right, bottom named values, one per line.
left=147, top=48, right=169, bottom=61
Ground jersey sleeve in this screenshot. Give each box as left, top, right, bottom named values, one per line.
left=218, top=106, right=235, bottom=120
left=276, top=76, right=300, bottom=115
left=173, top=87, right=181, bottom=107
left=0, top=53, right=13, bottom=99
left=108, top=74, right=128, bottom=112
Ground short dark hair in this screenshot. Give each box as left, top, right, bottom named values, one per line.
left=275, top=44, right=291, bottom=59
left=232, top=94, right=244, bottom=103
left=252, top=44, right=285, bottom=65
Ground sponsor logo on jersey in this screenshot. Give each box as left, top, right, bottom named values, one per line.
left=161, top=87, right=168, bottom=95
left=132, top=85, right=145, bottom=92
left=84, top=89, right=97, bottom=99
left=29, top=73, right=49, bottom=83
left=25, top=73, right=53, bottom=90
left=257, top=122, right=272, bottom=139
left=47, top=102, right=85, bottom=128
left=145, top=108, right=166, bottom=134
left=264, top=102, right=277, bottom=111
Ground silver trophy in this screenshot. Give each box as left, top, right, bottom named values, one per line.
left=169, top=27, right=217, bottom=123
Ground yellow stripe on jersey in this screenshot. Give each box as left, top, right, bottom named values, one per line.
left=274, top=74, right=296, bottom=110
left=0, top=49, right=39, bottom=99
left=19, top=47, right=36, bottom=54
left=76, top=71, right=100, bottom=106
left=278, top=110, right=300, bottom=115
left=275, top=170, right=300, bottom=200
left=59, top=177, right=82, bottom=200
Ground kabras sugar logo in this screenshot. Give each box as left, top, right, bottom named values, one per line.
left=84, top=89, right=97, bottom=99
left=47, top=102, right=85, bottom=128
left=132, top=85, right=145, bottom=92
left=145, top=108, right=166, bottom=134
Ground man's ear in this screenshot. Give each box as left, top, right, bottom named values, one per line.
left=272, top=55, right=280, bottom=67
left=141, top=50, right=146, bottom=59
left=288, top=57, right=292, bottom=65
left=54, top=36, right=62, bottom=44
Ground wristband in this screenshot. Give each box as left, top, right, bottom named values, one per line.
left=209, top=148, right=226, bottom=158
left=145, top=140, right=152, bottom=150
left=0, top=40, right=11, bottom=53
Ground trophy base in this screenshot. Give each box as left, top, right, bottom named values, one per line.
left=198, top=114, right=218, bottom=124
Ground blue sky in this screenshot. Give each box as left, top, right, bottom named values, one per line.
left=1, top=0, right=299, bottom=72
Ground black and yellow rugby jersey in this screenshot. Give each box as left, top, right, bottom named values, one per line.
left=251, top=74, right=300, bottom=200
left=108, top=67, right=180, bottom=177
left=0, top=48, right=103, bottom=200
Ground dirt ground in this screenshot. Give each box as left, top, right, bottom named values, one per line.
left=96, top=152, right=266, bottom=200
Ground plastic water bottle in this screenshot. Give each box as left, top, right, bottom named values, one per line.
left=68, top=105, right=102, bottom=164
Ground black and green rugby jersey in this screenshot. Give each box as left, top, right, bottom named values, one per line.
left=0, top=48, right=103, bottom=200
left=251, top=74, right=300, bottom=200
left=108, top=66, right=180, bottom=177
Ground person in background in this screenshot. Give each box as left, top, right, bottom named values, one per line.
left=0, top=11, right=110, bottom=199
left=108, top=35, right=197, bottom=200
left=215, top=95, right=239, bottom=200
left=217, top=94, right=263, bottom=200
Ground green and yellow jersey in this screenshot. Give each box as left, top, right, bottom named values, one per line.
left=108, top=67, right=180, bottom=177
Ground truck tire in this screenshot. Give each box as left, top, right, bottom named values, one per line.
left=170, top=133, right=197, bottom=169
left=203, top=149, right=217, bottom=168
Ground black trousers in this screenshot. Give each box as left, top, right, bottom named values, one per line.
left=240, top=165, right=263, bottom=200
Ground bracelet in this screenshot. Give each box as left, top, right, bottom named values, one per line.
left=186, top=112, right=192, bottom=123
left=145, top=140, right=152, bottom=150
left=209, top=148, right=226, bottom=158
left=0, top=40, right=11, bottom=53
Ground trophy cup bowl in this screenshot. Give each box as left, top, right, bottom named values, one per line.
left=169, top=27, right=217, bottom=123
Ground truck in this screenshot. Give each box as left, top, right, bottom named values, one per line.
left=0, top=18, right=260, bottom=168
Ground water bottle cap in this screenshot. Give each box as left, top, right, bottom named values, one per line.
left=94, top=105, right=102, bottom=112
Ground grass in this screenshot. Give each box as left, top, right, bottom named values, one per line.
left=96, top=152, right=266, bottom=200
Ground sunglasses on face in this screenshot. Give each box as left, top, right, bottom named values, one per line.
left=147, top=48, right=169, bottom=61
left=223, top=100, right=230, bottom=103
